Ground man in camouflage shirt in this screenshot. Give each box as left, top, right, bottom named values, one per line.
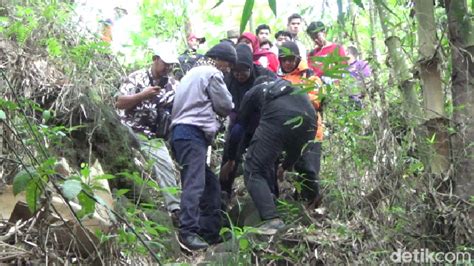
left=116, top=42, right=181, bottom=221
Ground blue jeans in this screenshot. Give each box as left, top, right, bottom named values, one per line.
left=172, top=136, right=221, bottom=242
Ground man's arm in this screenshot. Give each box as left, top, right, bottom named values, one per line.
left=207, top=73, right=234, bottom=117
left=115, top=86, right=161, bottom=110
left=238, top=85, right=265, bottom=127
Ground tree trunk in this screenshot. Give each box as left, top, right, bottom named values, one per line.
left=445, top=0, right=474, bottom=246
left=337, top=0, right=344, bottom=41
left=414, top=0, right=449, bottom=175
left=375, top=0, right=423, bottom=122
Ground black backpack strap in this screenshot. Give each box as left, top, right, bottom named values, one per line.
left=263, top=79, right=293, bottom=101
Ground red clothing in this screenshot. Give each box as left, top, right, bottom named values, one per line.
left=239, top=32, right=279, bottom=72
left=254, top=50, right=279, bottom=73
left=308, top=43, right=346, bottom=77
left=238, top=32, right=260, bottom=53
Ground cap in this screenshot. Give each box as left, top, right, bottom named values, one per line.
left=188, top=34, right=206, bottom=44
left=205, top=42, right=237, bottom=65
left=227, top=29, right=240, bottom=39
left=151, top=42, right=179, bottom=64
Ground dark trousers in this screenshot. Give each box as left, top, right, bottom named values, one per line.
left=172, top=139, right=221, bottom=242
left=244, top=116, right=315, bottom=220
left=294, top=141, right=322, bottom=201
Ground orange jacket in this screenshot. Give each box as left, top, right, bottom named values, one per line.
left=280, top=60, right=324, bottom=141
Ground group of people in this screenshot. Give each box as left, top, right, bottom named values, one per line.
left=115, top=13, right=372, bottom=251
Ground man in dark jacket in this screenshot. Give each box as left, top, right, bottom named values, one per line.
left=219, top=44, right=276, bottom=198
left=238, top=78, right=317, bottom=235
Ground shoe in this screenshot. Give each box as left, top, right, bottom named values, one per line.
left=170, top=209, right=180, bottom=228
left=257, top=218, right=285, bottom=235
left=178, top=234, right=209, bottom=251
left=307, top=194, right=323, bottom=209
left=205, top=230, right=233, bottom=245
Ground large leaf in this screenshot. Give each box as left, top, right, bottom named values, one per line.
left=13, top=168, right=36, bottom=195
left=268, top=0, right=277, bottom=16
left=212, top=0, right=224, bottom=9
left=240, top=0, right=255, bottom=33
left=353, top=0, right=365, bottom=9
left=0, top=110, right=6, bottom=120
left=42, top=110, right=52, bottom=121
left=62, top=179, right=82, bottom=200
left=25, top=180, right=41, bottom=212
left=77, top=191, right=95, bottom=218
left=239, top=238, right=250, bottom=250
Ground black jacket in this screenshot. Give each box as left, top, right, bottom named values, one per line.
left=225, top=64, right=276, bottom=112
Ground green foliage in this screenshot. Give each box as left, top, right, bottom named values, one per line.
left=283, top=115, right=303, bottom=129
left=61, top=179, right=82, bottom=200
left=43, top=38, right=63, bottom=57
left=267, top=0, right=277, bottom=16
left=353, top=0, right=365, bottom=10
left=240, top=0, right=255, bottom=33
left=13, top=167, right=38, bottom=195
left=12, top=167, right=44, bottom=212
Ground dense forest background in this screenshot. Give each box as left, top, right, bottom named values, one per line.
left=0, top=0, right=472, bottom=264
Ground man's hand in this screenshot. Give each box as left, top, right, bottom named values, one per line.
left=116, top=86, right=161, bottom=110
left=220, top=160, right=236, bottom=182
left=141, top=86, right=161, bottom=100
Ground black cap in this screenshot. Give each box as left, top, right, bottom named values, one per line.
left=278, top=41, right=300, bottom=58
left=306, top=21, right=326, bottom=36
left=235, top=44, right=253, bottom=69
left=205, top=42, right=237, bottom=65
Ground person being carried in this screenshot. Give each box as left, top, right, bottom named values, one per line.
left=219, top=44, right=277, bottom=203
left=170, top=42, right=236, bottom=251
left=115, top=42, right=181, bottom=225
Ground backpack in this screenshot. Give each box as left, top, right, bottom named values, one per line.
left=263, top=79, right=294, bottom=101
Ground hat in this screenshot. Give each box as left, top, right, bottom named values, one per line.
left=205, top=42, right=237, bottom=65
left=227, top=29, right=240, bottom=39
left=235, top=44, right=253, bottom=69
left=278, top=41, right=300, bottom=58
left=151, top=42, right=179, bottom=64
left=306, top=21, right=326, bottom=36
left=188, top=33, right=206, bottom=44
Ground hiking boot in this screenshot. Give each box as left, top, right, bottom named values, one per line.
left=307, top=194, right=323, bottom=209
left=257, top=218, right=285, bottom=235
left=178, top=234, right=209, bottom=251
left=170, top=209, right=180, bottom=228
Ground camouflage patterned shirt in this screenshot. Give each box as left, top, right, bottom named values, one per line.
left=117, top=68, right=178, bottom=138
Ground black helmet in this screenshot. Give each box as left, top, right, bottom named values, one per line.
left=278, top=41, right=300, bottom=58
left=278, top=41, right=301, bottom=74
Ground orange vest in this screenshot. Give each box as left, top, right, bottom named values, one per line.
left=281, top=60, right=324, bottom=141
